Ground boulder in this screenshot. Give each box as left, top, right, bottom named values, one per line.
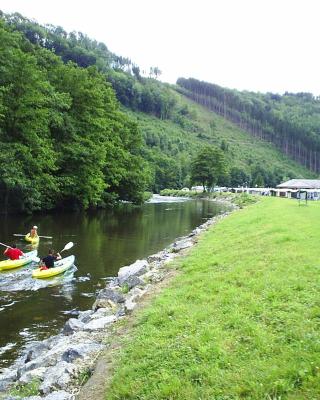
left=19, top=366, right=46, bottom=384
left=62, top=318, right=84, bottom=336
left=173, top=238, right=193, bottom=252
left=61, top=343, right=102, bottom=362
left=84, top=315, right=117, bottom=331
left=124, top=298, right=136, bottom=312
left=96, top=288, right=125, bottom=303
left=40, top=362, right=73, bottom=394
left=118, top=260, right=148, bottom=284
left=43, top=391, right=73, bottom=400
left=24, top=342, right=49, bottom=363
left=0, top=368, right=17, bottom=391
left=120, top=275, right=145, bottom=290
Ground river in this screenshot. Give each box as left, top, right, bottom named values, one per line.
left=0, top=196, right=229, bottom=368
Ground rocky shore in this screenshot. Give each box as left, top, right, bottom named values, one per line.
left=0, top=208, right=234, bottom=400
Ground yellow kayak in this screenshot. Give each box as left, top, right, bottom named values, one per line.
left=25, top=233, right=40, bottom=245
left=32, top=255, right=75, bottom=279
left=0, top=250, right=38, bottom=271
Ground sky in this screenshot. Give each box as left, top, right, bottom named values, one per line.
left=1, top=0, right=320, bottom=95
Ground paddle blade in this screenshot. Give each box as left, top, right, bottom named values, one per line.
left=61, top=242, right=74, bottom=252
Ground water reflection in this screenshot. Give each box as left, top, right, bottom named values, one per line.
left=0, top=199, right=229, bottom=367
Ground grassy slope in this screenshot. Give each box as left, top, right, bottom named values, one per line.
left=126, top=89, right=315, bottom=179
left=106, top=197, right=320, bottom=399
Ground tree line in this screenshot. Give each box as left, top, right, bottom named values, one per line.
left=177, top=78, right=320, bottom=173
left=0, top=18, right=150, bottom=213
left=0, top=12, right=313, bottom=213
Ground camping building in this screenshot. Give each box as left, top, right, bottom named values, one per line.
left=272, top=179, right=320, bottom=200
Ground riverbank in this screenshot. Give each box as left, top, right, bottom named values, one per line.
left=0, top=202, right=234, bottom=399
left=100, top=197, right=320, bottom=399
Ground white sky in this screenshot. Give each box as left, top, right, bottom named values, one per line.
left=1, top=0, right=320, bottom=95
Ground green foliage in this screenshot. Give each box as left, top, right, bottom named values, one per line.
left=232, top=192, right=258, bottom=208
left=77, top=367, right=93, bottom=386
left=177, top=77, right=320, bottom=175
left=0, top=18, right=149, bottom=212
left=191, top=146, right=227, bottom=190
left=0, top=12, right=317, bottom=212
left=160, top=189, right=198, bottom=197
left=9, top=378, right=41, bottom=398
left=106, top=198, right=320, bottom=399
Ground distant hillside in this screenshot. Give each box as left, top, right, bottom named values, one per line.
left=177, top=78, right=320, bottom=174
left=0, top=11, right=316, bottom=213
left=126, top=90, right=314, bottom=192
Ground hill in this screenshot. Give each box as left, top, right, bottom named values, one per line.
left=177, top=78, right=320, bottom=174
left=127, top=90, right=314, bottom=191
left=0, top=11, right=316, bottom=212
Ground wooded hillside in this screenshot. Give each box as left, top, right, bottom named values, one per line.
left=0, top=12, right=316, bottom=212
left=177, top=78, right=320, bottom=173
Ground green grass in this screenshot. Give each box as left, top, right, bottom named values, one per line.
left=105, top=197, right=320, bottom=399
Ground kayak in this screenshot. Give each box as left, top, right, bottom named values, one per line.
left=32, top=255, right=75, bottom=279
left=0, top=250, right=38, bottom=271
left=25, top=233, right=40, bottom=245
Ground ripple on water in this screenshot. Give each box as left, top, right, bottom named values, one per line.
left=0, top=265, right=77, bottom=292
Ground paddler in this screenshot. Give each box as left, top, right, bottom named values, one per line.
left=30, top=225, right=38, bottom=239
left=40, top=249, right=61, bottom=270
left=4, top=244, right=25, bottom=260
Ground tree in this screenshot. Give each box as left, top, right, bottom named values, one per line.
left=190, top=146, right=227, bottom=191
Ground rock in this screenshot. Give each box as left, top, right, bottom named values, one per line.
left=124, top=298, right=136, bottom=312
left=40, top=362, right=73, bottom=394
left=120, top=275, right=145, bottom=290
left=128, top=287, right=146, bottom=301
left=147, top=252, right=166, bottom=263
left=96, top=288, right=125, bottom=304
left=19, top=367, right=46, bottom=384
left=90, top=307, right=110, bottom=319
left=43, top=391, right=72, bottom=400
left=92, top=288, right=125, bottom=311
left=84, top=315, right=116, bottom=331
left=118, top=260, right=148, bottom=284
left=77, top=310, right=93, bottom=323
left=0, top=368, right=17, bottom=392
left=61, top=348, right=83, bottom=363
left=24, top=342, right=49, bottom=364
left=143, top=270, right=165, bottom=283
left=62, top=318, right=84, bottom=336
left=61, top=343, right=102, bottom=361
left=189, top=227, right=202, bottom=237
left=173, top=238, right=193, bottom=252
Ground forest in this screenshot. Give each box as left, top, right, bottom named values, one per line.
left=177, top=78, right=320, bottom=173
left=0, top=12, right=317, bottom=213
left=0, top=15, right=150, bottom=213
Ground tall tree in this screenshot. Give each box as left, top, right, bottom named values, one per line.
left=191, top=146, right=227, bottom=191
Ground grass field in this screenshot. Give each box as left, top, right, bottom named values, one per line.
left=106, top=197, right=320, bottom=399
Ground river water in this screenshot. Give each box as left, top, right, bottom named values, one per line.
left=0, top=196, right=229, bottom=368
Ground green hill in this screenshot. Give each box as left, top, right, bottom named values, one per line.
left=0, top=11, right=316, bottom=212
left=126, top=89, right=315, bottom=191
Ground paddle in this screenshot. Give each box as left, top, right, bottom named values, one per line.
left=13, top=234, right=53, bottom=239
left=0, top=242, right=40, bottom=262
left=60, top=242, right=74, bottom=253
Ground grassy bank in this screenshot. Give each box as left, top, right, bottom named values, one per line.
left=105, top=197, right=320, bottom=399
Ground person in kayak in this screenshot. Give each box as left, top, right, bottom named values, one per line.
left=30, top=226, right=38, bottom=239
left=4, top=244, right=25, bottom=260
left=40, top=249, right=62, bottom=270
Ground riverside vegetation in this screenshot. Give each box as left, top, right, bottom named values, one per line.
left=104, top=197, right=320, bottom=399
left=0, top=12, right=317, bottom=213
